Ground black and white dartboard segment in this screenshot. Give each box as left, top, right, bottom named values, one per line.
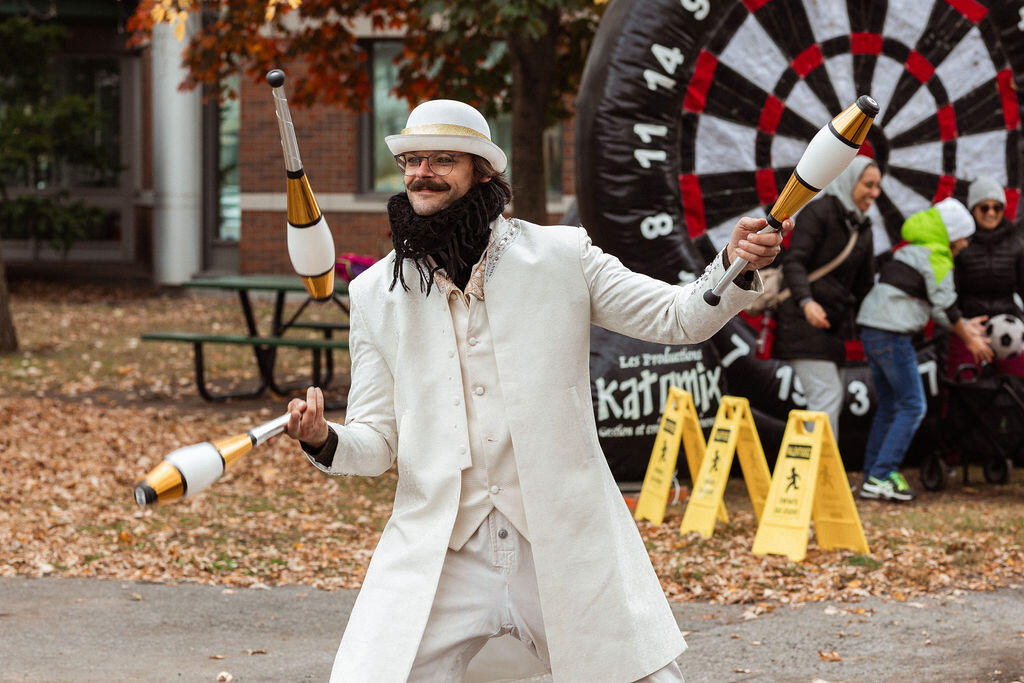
left=676, top=0, right=1022, bottom=254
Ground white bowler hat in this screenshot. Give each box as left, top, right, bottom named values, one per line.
left=385, top=99, right=508, bottom=173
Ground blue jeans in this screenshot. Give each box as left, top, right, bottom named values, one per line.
left=860, top=327, right=927, bottom=480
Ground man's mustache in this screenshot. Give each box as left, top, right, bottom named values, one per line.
left=408, top=179, right=450, bottom=192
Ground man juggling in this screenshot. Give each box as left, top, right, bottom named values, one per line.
left=283, top=97, right=784, bottom=682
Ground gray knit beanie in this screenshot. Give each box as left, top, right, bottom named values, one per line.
left=967, top=175, right=1004, bottom=210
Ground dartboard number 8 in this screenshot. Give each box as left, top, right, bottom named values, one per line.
left=640, top=212, right=675, bottom=240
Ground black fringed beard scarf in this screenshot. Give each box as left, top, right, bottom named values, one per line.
left=387, top=180, right=507, bottom=295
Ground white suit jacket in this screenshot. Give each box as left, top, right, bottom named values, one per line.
left=314, top=216, right=762, bottom=682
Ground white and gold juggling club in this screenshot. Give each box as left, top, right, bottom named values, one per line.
left=267, top=69, right=336, bottom=301
left=132, top=414, right=290, bottom=506
left=703, top=95, right=879, bottom=305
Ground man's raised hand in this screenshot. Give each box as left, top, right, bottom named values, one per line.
left=726, top=216, right=791, bottom=272
left=286, top=386, right=329, bottom=448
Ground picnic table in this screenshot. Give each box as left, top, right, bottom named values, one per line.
left=143, top=274, right=350, bottom=405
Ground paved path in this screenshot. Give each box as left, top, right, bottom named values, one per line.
left=1, top=577, right=1022, bottom=681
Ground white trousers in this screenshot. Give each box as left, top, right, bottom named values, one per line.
left=409, top=509, right=684, bottom=682
left=790, top=359, right=843, bottom=438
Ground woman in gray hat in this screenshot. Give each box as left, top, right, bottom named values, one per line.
left=946, top=175, right=1024, bottom=378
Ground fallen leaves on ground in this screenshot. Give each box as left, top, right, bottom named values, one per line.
left=0, top=396, right=390, bottom=591
left=0, top=281, right=350, bottom=406
left=3, top=393, right=1023, bottom=603
left=2, top=283, right=1024, bottom=605
left=643, top=482, right=1024, bottom=604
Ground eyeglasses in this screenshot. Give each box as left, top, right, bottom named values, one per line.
left=394, top=152, right=466, bottom=176
left=976, top=202, right=1004, bottom=214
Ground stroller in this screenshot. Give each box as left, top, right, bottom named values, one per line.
left=919, top=363, right=1024, bottom=490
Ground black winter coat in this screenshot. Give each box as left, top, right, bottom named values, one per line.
left=953, top=218, right=1024, bottom=320
left=772, top=195, right=875, bottom=363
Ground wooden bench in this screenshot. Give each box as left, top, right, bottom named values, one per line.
left=142, top=332, right=349, bottom=404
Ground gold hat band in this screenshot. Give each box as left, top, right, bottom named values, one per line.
left=400, top=123, right=489, bottom=139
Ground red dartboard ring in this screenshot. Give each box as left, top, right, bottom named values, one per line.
left=576, top=0, right=1024, bottom=475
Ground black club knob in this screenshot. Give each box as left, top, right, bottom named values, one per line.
left=266, top=69, right=286, bottom=88
left=856, top=95, right=879, bottom=118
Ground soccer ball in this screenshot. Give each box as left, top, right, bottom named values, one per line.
left=984, top=314, right=1024, bottom=360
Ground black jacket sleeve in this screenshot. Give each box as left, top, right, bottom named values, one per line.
left=782, top=198, right=831, bottom=305
left=852, top=224, right=875, bottom=301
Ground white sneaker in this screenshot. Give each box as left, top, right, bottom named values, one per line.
left=860, top=475, right=914, bottom=502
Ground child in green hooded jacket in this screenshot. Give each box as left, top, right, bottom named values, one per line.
left=855, top=198, right=992, bottom=501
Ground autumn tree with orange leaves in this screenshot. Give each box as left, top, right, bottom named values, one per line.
left=129, top=0, right=604, bottom=224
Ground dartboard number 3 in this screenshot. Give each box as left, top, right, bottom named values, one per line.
left=640, top=213, right=674, bottom=240
left=847, top=380, right=870, bottom=417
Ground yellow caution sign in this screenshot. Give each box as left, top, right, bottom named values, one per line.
left=678, top=396, right=772, bottom=538
left=752, top=411, right=869, bottom=562
left=634, top=388, right=725, bottom=525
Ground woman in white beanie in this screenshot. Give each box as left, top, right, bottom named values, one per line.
left=947, top=176, right=1024, bottom=378
left=855, top=198, right=993, bottom=502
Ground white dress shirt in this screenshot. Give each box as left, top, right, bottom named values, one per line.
left=435, top=251, right=529, bottom=550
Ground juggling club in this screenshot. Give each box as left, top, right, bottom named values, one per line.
left=132, top=414, right=290, bottom=506
left=266, top=69, right=336, bottom=301
left=704, top=95, right=879, bottom=305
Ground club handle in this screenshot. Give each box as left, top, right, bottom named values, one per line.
left=703, top=224, right=779, bottom=306
left=251, top=413, right=291, bottom=446
left=267, top=69, right=302, bottom=173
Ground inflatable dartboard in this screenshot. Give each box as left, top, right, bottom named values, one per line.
left=577, top=0, right=1024, bottom=479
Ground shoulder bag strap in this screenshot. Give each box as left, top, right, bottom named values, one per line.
left=776, top=221, right=860, bottom=305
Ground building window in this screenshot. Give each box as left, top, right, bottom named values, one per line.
left=218, top=76, right=241, bottom=241
left=56, top=56, right=122, bottom=191
left=370, top=41, right=408, bottom=194
left=364, top=40, right=563, bottom=196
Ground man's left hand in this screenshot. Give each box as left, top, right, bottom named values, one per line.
left=726, top=216, right=791, bottom=271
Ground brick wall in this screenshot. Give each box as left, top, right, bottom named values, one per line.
left=239, top=73, right=362, bottom=194
left=239, top=211, right=391, bottom=274
left=237, top=65, right=578, bottom=273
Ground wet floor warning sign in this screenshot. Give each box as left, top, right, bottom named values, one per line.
left=752, top=411, right=869, bottom=562
left=634, top=388, right=726, bottom=526
left=678, top=396, right=772, bottom=539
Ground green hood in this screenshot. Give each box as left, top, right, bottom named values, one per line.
left=900, top=207, right=954, bottom=282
